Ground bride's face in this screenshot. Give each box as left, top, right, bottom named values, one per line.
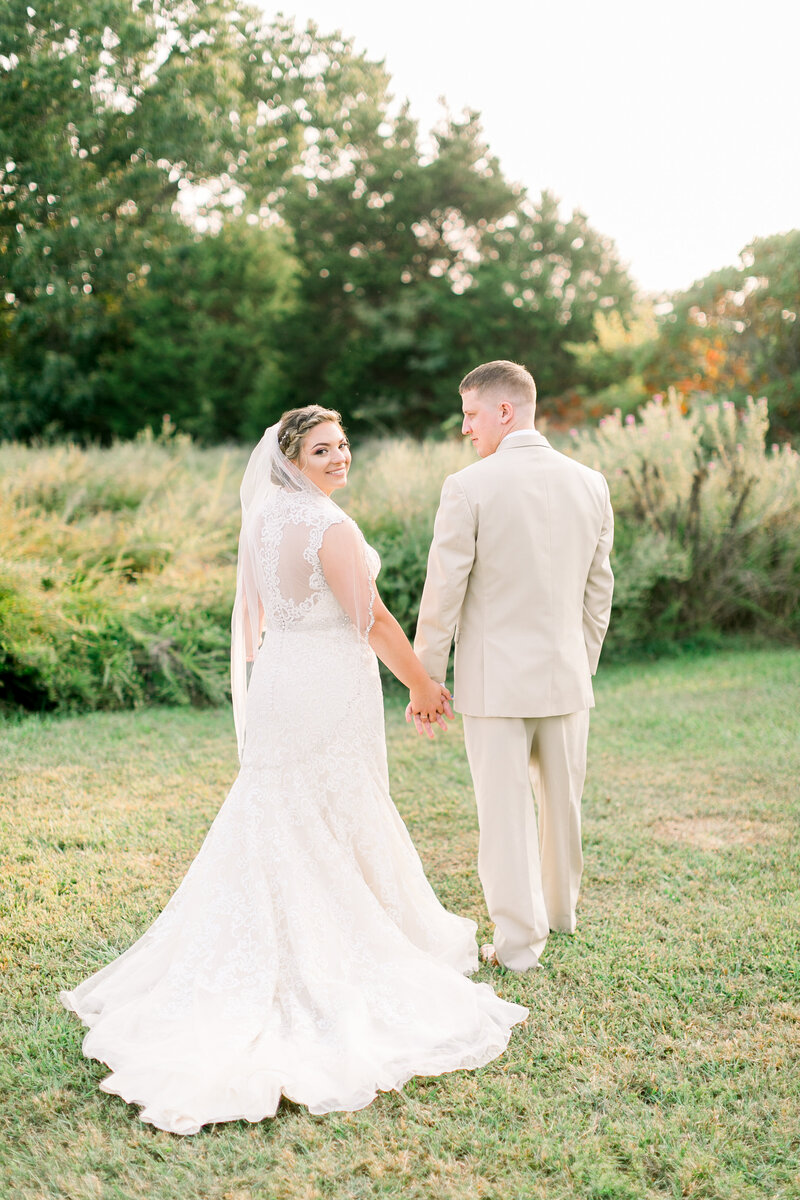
left=298, top=421, right=352, bottom=495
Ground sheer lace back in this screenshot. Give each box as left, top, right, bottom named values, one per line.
left=258, top=489, right=378, bottom=637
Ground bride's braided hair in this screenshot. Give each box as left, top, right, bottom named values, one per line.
left=277, top=405, right=344, bottom=463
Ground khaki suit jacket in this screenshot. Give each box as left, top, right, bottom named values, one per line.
left=414, top=431, right=614, bottom=717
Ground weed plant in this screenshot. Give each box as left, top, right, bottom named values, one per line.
left=1, top=397, right=798, bottom=713
left=568, top=392, right=800, bottom=655
left=0, top=427, right=247, bottom=712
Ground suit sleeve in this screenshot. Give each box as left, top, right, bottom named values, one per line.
left=413, top=474, right=476, bottom=684
left=583, top=478, right=614, bottom=674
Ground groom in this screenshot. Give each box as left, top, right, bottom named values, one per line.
left=410, top=360, right=614, bottom=970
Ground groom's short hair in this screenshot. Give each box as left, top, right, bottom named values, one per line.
left=459, top=360, right=537, bottom=411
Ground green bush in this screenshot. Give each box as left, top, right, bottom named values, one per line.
left=2, top=397, right=797, bottom=713
left=0, top=428, right=246, bottom=712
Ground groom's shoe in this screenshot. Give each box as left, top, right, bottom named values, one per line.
left=481, top=943, right=542, bottom=971
left=480, top=943, right=501, bottom=967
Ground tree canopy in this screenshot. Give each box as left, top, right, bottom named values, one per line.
left=640, top=231, right=800, bottom=437
left=569, top=229, right=800, bottom=439
left=1, top=0, right=638, bottom=441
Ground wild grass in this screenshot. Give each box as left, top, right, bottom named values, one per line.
left=0, top=430, right=473, bottom=712
left=0, top=427, right=247, bottom=711
left=2, top=396, right=799, bottom=714
left=1, top=647, right=798, bottom=1199
left=569, top=393, right=800, bottom=654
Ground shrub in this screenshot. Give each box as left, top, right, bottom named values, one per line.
left=2, top=397, right=797, bottom=714
left=0, top=430, right=246, bottom=712
left=568, top=391, right=800, bottom=654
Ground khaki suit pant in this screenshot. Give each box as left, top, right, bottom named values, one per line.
left=462, top=710, right=589, bottom=969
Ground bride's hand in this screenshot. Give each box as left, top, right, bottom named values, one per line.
left=406, top=682, right=453, bottom=738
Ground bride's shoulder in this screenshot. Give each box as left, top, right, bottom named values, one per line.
left=269, top=488, right=345, bottom=521
left=318, top=513, right=380, bottom=576
left=318, top=494, right=351, bottom=530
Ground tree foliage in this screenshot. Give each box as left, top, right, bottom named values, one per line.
left=643, top=231, right=800, bottom=437
left=0, top=0, right=257, bottom=437
left=97, top=221, right=298, bottom=442
left=574, top=231, right=800, bottom=439
left=1, top=0, right=636, bottom=441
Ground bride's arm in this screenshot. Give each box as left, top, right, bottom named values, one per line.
left=319, top=521, right=452, bottom=730
left=369, top=591, right=452, bottom=730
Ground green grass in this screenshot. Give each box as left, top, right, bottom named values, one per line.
left=1, top=647, right=799, bottom=1199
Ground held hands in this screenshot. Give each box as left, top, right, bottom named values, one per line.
left=405, top=680, right=454, bottom=739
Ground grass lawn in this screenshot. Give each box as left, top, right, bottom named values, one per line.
left=1, top=647, right=798, bottom=1199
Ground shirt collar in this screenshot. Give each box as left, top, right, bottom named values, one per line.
left=496, top=428, right=551, bottom=453
left=502, top=428, right=538, bottom=440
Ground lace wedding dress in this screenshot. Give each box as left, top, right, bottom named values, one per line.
left=61, top=436, right=527, bottom=1135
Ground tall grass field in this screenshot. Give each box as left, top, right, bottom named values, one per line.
left=2, top=394, right=799, bottom=715
left=1, top=648, right=798, bottom=1198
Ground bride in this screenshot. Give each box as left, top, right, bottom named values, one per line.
left=61, top=405, right=527, bottom=1135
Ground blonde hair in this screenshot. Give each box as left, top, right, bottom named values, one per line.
left=277, top=405, right=344, bottom=463
left=459, top=360, right=536, bottom=410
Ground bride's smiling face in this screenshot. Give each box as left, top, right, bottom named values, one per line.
left=298, top=421, right=352, bottom=495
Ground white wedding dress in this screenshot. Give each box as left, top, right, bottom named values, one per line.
left=61, top=479, right=527, bottom=1135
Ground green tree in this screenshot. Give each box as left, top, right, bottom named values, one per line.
left=0, top=2, right=388, bottom=439
left=277, top=106, right=521, bottom=432
left=636, top=231, right=800, bottom=438
left=566, top=304, right=657, bottom=418
left=98, top=220, right=297, bottom=441
left=277, top=95, right=636, bottom=433
left=0, top=2, right=637, bottom=441
left=0, top=0, right=257, bottom=437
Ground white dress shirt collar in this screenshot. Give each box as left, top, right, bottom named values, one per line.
left=502, top=428, right=538, bottom=440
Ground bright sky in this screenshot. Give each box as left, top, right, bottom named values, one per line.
left=264, top=0, right=800, bottom=296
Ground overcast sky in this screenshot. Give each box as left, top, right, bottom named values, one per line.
left=262, top=0, right=799, bottom=295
